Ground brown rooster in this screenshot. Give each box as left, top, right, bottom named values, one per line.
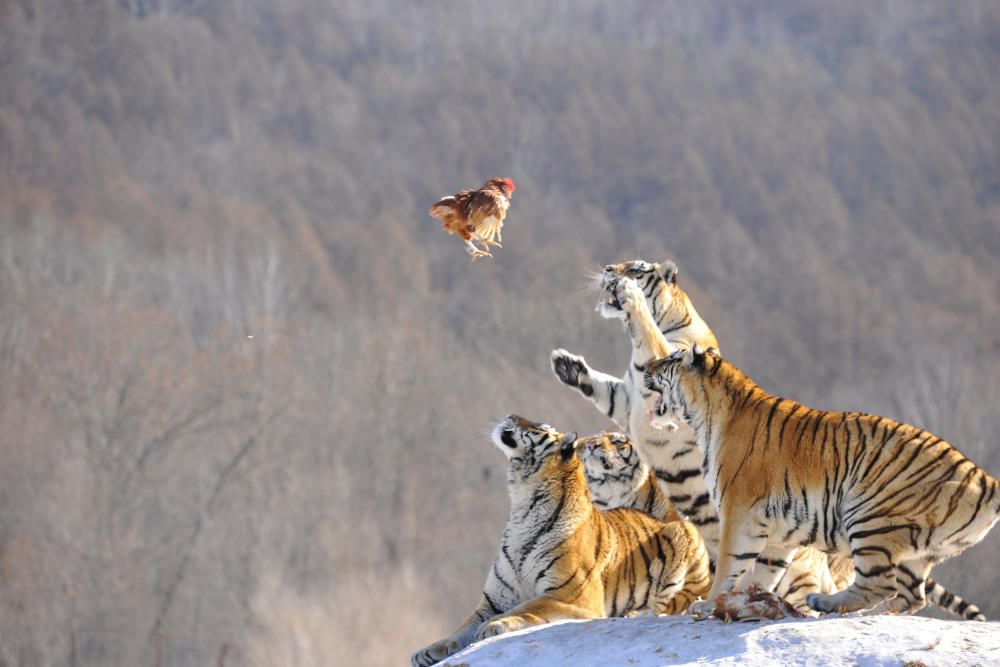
left=428, top=177, right=515, bottom=260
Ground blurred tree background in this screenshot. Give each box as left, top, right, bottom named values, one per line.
left=0, top=1, right=998, bottom=664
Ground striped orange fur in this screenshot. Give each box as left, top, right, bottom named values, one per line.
left=411, top=415, right=710, bottom=667
left=644, top=346, right=1000, bottom=618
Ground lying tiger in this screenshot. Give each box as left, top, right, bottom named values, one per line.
left=644, top=345, right=999, bottom=619
left=411, top=415, right=710, bottom=667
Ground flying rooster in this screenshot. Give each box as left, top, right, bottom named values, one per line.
left=428, top=177, right=515, bottom=261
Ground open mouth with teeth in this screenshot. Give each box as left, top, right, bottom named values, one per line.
left=598, top=275, right=623, bottom=310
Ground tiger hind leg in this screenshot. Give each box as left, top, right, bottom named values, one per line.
left=806, top=534, right=899, bottom=614
left=866, top=558, right=932, bottom=616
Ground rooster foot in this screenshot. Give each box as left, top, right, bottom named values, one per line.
left=466, top=246, right=493, bottom=261
left=464, top=240, right=492, bottom=261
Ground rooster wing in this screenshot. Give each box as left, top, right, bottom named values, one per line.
left=467, top=189, right=508, bottom=246
left=428, top=190, right=476, bottom=239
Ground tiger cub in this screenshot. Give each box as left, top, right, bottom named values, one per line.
left=411, top=415, right=710, bottom=667
left=579, top=430, right=843, bottom=616
left=644, top=346, right=1000, bottom=618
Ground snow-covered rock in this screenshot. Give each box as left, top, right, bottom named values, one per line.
left=435, top=615, right=999, bottom=667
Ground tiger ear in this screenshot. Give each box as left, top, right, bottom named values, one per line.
left=658, top=261, right=679, bottom=284
left=559, top=432, right=579, bottom=460
left=689, top=344, right=707, bottom=370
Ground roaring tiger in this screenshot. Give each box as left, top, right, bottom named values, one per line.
left=643, top=345, right=999, bottom=619
left=411, top=415, right=710, bottom=667
left=553, top=267, right=835, bottom=598
left=551, top=261, right=721, bottom=538
left=579, top=430, right=846, bottom=615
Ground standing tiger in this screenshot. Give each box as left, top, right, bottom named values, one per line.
left=550, top=261, right=721, bottom=538
left=579, top=430, right=848, bottom=616
left=643, top=345, right=999, bottom=619
left=410, top=415, right=710, bottom=667
left=553, top=266, right=837, bottom=599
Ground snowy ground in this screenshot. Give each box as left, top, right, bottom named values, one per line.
left=435, top=615, right=1000, bottom=667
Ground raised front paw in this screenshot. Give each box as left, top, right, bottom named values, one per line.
left=551, top=349, right=592, bottom=394
left=615, top=277, right=644, bottom=312
left=475, top=616, right=528, bottom=641
left=688, top=599, right=717, bottom=621
left=411, top=638, right=460, bottom=667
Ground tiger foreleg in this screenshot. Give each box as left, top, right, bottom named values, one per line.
left=866, top=559, right=933, bottom=616
left=550, top=349, right=629, bottom=428
left=740, top=546, right=797, bottom=593
left=411, top=595, right=500, bottom=667
left=474, top=597, right=601, bottom=640
left=688, top=513, right=767, bottom=619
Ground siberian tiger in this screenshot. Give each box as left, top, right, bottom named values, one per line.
left=579, top=430, right=680, bottom=522
left=579, top=430, right=844, bottom=615
left=411, top=415, right=710, bottom=667
left=553, top=268, right=834, bottom=598
left=643, top=345, right=999, bottom=619
left=550, top=261, right=721, bottom=538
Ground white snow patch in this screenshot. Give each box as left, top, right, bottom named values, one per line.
left=436, top=615, right=1000, bottom=667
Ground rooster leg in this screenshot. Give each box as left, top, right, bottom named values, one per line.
left=464, top=238, right=492, bottom=261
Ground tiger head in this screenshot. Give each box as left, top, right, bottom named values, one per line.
left=644, top=345, right=721, bottom=428
left=492, top=414, right=580, bottom=483
left=578, top=431, right=649, bottom=509
left=599, top=259, right=682, bottom=318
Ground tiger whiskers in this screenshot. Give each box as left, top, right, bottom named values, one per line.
left=579, top=266, right=606, bottom=294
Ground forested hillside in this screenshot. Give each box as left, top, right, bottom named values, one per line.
left=0, top=1, right=997, bottom=665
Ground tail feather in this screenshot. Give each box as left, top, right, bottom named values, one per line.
left=926, top=577, right=986, bottom=621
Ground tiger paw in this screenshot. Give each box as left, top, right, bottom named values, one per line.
left=615, top=277, right=644, bottom=312
left=410, top=638, right=460, bottom=667
left=805, top=591, right=859, bottom=614
left=475, top=616, right=527, bottom=641
left=688, top=599, right=716, bottom=620
left=551, top=349, right=592, bottom=395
